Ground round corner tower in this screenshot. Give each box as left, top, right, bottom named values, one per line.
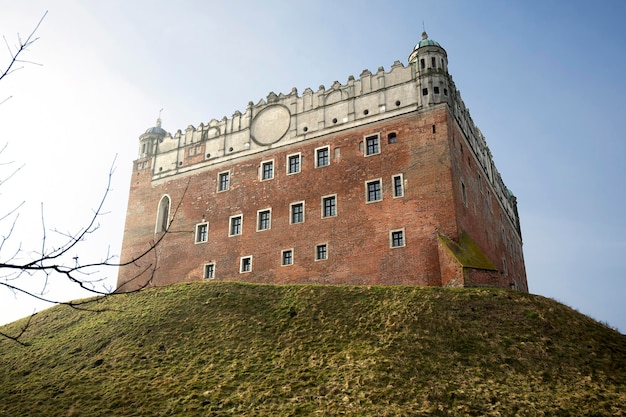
left=409, top=32, right=451, bottom=108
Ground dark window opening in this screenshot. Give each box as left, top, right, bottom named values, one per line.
left=365, top=135, right=380, bottom=155
left=322, top=196, right=336, bottom=217
left=367, top=180, right=382, bottom=202
left=391, top=230, right=404, bottom=247
left=316, top=244, right=328, bottom=260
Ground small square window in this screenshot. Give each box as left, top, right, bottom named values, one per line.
left=365, top=134, right=380, bottom=156
left=422, top=88, right=428, bottom=96
left=393, top=174, right=404, bottom=198
left=282, top=249, right=293, bottom=266
left=195, top=223, right=208, bottom=243
left=366, top=179, right=382, bottom=203
left=287, top=154, right=301, bottom=174
left=240, top=256, right=252, bottom=273
left=261, top=160, right=274, bottom=180
left=229, top=215, right=242, bottom=236
left=218, top=171, right=230, bottom=191
left=322, top=195, right=336, bottom=218
left=387, top=132, right=397, bottom=144
left=390, top=229, right=405, bottom=248
left=315, top=244, right=328, bottom=260
left=204, top=263, right=215, bottom=279
left=315, top=146, right=330, bottom=168
left=257, top=209, right=271, bottom=231
left=290, top=202, right=304, bottom=224
left=434, top=86, right=440, bottom=94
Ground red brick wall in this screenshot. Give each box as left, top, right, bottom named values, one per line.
left=446, top=113, right=527, bottom=291
left=117, top=105, right=527, bottom=292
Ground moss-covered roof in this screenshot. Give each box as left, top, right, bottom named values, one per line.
left=438, top=231, right=497, bottom=270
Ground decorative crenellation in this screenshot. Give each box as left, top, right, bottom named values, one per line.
left=136, top=41, right=518, bottom=236
left=445, top=76, right=520, bottom=235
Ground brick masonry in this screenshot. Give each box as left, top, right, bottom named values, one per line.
left=118, top=105, right=526, bottom=292
left=117, top=33, right=527, bottom=292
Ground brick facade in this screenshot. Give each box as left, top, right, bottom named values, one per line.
left=117, top=33, right=527, bottom=292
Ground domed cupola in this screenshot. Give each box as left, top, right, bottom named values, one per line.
left=409, top=32, right=450, bottom=108
left=138, top=117, right=167, bottom=159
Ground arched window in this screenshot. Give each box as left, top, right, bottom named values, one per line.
left=156, top=195, right=171, bottom=233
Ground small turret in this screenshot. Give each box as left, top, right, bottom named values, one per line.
left=138, top=116, right=167, bottom=159
left=409, top=32, right=450, bottom=108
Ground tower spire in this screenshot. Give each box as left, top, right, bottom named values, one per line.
left=157, top=108, right=163, bottom=127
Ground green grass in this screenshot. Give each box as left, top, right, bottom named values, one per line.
left=0, top=282, right=624, bottom=416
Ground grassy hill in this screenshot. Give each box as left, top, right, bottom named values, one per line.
left=0, top=282, right=624, bottom=416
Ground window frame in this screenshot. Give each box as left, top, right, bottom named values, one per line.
left=364, top=134, right=380, bottom=156
left=290, top=201, right=305, bottom=224
left=203, top=262, right=215, bottom=279
left=155, top=195, right=171, bottom=233
left=195, top=222, right=209, bottom=244
left=321, top=194, right=337, bottom=218
left=229, top=214, right=243, bottom=237
left=390, top=228, right=405, bottom=248
left=286, top=153, right=302, bottom=175
left=260, top=159, right=274, bottom=181
left=392, top=174, right=404, bottom=198
left=315, top=243, right=328, bottom=261
left=240, top=256, right=252, bottom=273
left=315, top=146, right=330, bottom=168
left=281, top=249, right=294, bottom=266
left=217, top=170, right=230, bottom=192
left=257, top=208, right=272, bottom=231
left=365, top=179, right=383, bottom=203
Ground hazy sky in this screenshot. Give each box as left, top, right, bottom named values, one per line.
left=1, top=1, right=625, bottom=332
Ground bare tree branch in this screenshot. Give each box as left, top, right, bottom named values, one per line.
left=0, top=10, right=188, bottom=343
left=0, top=11, right=47, bottom=82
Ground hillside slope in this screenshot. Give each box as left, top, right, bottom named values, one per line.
left=0, top=282, right=624, bottom=416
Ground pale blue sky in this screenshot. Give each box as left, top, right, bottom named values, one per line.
left=1, top=1, right=625, bottom=332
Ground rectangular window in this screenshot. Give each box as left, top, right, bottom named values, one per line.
left=260, top=160, right=274, bottom=180
left=195, top=223, right=208, bottom=243
left=322, top=195, right=336, bottom=218
left=461, top=181, right=467, bottom=206
left=229, top=215, right=242, bottom=236
left=365, top=134, right=380, bottom=156
left=393, top=174, right=404, bottom=198
left=366, top=179, right=382, bottom=203
left=387, top=132, right=397, bottom=144
left=287, top=153, right=301, bottom=174
left=281, top=249, right=293, bottom=266
left=420, top=58, right=425, bottom=69
left=315, top=146, right=329, bottom=168
left=218, top=171, right=230, bottom=191
left=290, top=202, right=304, bottom=224
left=434, top=86, right=440, bottom=94
left=315, top=244, right=328, bottom=260
left=431, top=57, right=436, bottom=68
left=422, top=88, right=428, bottom=96
left=240, top=256, right=252, bottom=273
left=390, top=229, right=405, bottom=248
left=257, top=209, right=271, bottom=231
left=203, top=263, right=215, bottom=279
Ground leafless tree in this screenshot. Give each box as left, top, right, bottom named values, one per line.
left=0, top=12, right=177, bottom=344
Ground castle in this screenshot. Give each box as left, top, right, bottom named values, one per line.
left=117, top=33, right=528, bottom=292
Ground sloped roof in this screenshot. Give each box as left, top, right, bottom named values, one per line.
left=438, top=231, right=497, bottom=270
